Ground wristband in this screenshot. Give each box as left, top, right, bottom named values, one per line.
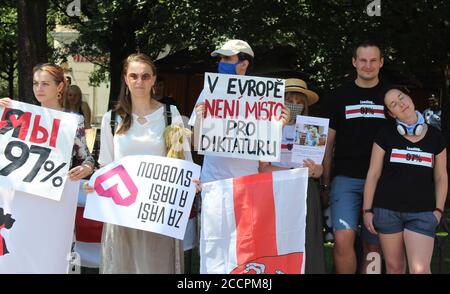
left=363, top=208, right=374, bottom=214
left=434, top=208, right=444, bottom=215
left=82, top=164, right=94, bottom=173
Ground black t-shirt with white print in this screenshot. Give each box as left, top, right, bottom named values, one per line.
left=373, top=124, right=446, bottom=212
left=326, top=81, right=390, bottom=178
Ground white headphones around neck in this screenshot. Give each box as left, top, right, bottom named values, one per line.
left=396, top=111, right=425, bottom=136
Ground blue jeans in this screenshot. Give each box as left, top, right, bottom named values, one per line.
left=330, top=175, right=379, bottom=244
left=373, top=207, right=438, bottom=238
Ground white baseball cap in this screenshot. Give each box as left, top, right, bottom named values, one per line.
left=211, top=39, right=254, bottom=58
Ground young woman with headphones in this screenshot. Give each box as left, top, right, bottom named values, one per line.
left=363, top=88, right=447, bottom=274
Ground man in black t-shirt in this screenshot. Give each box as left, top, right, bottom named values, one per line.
left=321, top=41, right=389, bottom=274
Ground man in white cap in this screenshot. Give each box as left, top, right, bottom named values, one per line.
left=210, top=39, right=255, bottom=76
left=189, top=39, right=289, bottom=183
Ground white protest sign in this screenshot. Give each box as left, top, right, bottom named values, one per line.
left=0, top=181, right=79, bottom=274
left=199, top=73, right=284, bottom=162
left=0, top=101, right=79, bottom=201
left=84, top=155, right=200, bottom=240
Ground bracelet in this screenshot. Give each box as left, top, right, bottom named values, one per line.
left=363, top=208, right=374, bottom=214
left=82, top=164, right=94, bottom=173
left=434, top=208, right=444, bottom=215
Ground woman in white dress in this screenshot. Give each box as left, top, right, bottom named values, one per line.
left=87, top=53, right=190, bottom=273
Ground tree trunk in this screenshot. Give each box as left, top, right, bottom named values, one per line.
left=8, top=72, right=14, bottom=99
left=107, top=21, right=137, bottom=110
left=7, top=46, right=15, bottom=98
left=17, top=0, right=48, bottom=104
left=107, top=22, right=124, bottom=110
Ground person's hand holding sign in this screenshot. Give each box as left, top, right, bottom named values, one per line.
left=303, top=158, right=323, bottom=178
left=0, top=97, right=12, bottom=107
left=280, top=105, right=291, bottom=126
left=195, top=102, right=205, bottom=120
left=68, top=163, right=94, bottom=181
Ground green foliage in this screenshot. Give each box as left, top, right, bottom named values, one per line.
left=0, top=1, right=18, bottom=97
left=1, top=0, right=448, bottom=100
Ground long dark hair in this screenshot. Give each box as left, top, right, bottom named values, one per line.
left=115, top=53, right=157, bottom=134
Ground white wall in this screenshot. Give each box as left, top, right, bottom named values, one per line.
left=52, top=25, right=110, bottom=126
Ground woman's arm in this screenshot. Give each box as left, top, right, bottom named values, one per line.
left=68, top=116, right=95, bottom=180
left=433, top=148, right=448, bottom=222
left=363, top=143, right=385, bottom=234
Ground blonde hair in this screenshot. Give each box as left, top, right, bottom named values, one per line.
left=64, top=84, right=83, bottom=111
left=164, top=124, right=191, bottom=159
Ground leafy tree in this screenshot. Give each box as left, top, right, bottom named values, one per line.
left=0, top=2, right=17, bottom=98
left=51, top=0, right=197, bottom=109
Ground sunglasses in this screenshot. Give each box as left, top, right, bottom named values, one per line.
left=127, top=73, right=153, bottom=81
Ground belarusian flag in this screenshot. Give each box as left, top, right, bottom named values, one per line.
left=200, top=168, right=308, bottom=274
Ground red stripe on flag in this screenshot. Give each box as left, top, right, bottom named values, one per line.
left=233, top=172, right=278, bottom=266
left=75, top=207, right=103, bottom=243
left=0, top=224, right=4, bottom=256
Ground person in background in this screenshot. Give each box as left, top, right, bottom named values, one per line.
left=65, top=85, right=92, bottom=130
left=364, top=88, right=447, bottom=274
left=423, top=94, right=441, bottom=131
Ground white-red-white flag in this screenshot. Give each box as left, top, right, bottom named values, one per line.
left=200, top=168, right=308, bottom=274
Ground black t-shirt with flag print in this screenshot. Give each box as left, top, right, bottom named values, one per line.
left=373, top=124, right=446, bottom=212
left=325, top=80, right=390, bottom=179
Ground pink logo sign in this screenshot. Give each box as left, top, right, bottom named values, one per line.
left=94, top=165, right=138, bottom=206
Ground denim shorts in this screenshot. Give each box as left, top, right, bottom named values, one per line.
left=373, top=207, right=438, bottom=238
left=330, top=175, right=379, bottom=244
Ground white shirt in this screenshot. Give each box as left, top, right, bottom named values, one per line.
left=99, top=105, right=191, bottom=166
